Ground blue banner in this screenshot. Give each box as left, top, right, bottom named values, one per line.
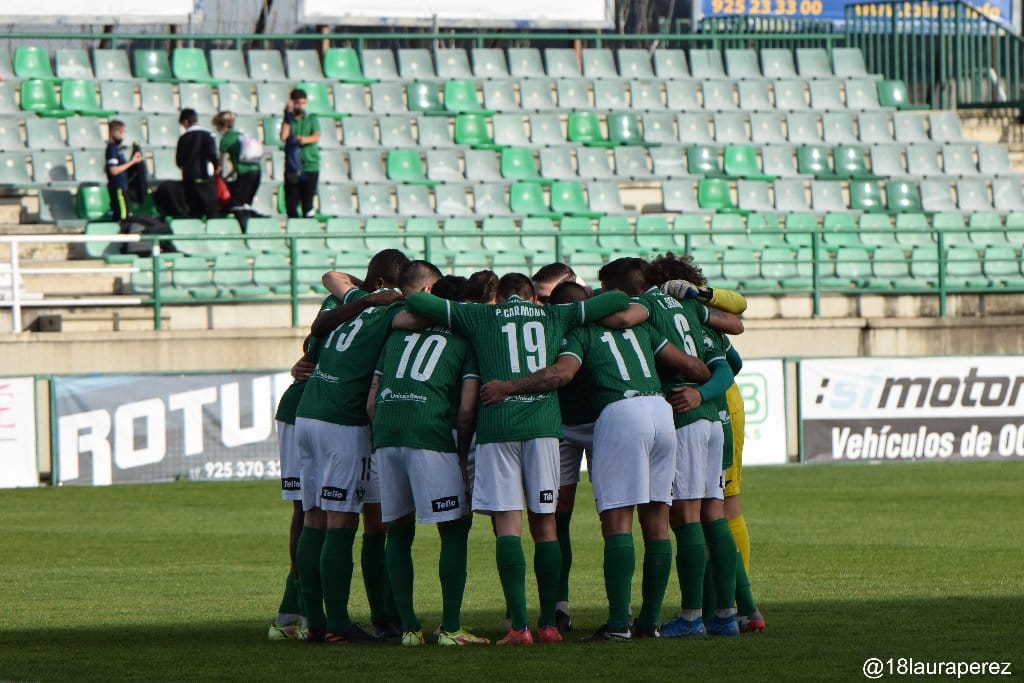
left=699, top=0, right=1014, bottom=30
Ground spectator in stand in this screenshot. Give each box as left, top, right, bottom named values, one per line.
left=176, top=108, right=220, bottom=219
left=279, top=89, right=320, bottom=218
left=105, top=120, right=143, bottom=221
left=213, top=111, right=261, bottom=210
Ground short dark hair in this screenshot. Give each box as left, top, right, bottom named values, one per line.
left=599, top=257, right=648, bottom=296
left=365, top=248, right=409, bottom=289
left=432, top=275, right=468, bottom=302
left=549, top=281, right=589, bottom=305
left=532, top=262, right=576, bottom=285
left=109, top=119, right=125, bottom=132
left=497, top=273, right=535, bottom=302
left=179, top=108, right=198, bottom=126
left=464, top=270, right=498, bottom=304
left=290, top=88, right=308, bottom=101
left=398, top=259, right=442, bottom=293
left=646, top=252, right=707, bottom=288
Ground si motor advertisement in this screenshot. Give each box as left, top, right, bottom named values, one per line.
left=801, top=357, right=1024, bottom=463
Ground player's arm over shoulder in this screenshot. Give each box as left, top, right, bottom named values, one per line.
left=703, top=305, right=744, bottom=336
left=595, top=300, right=649, bottom=329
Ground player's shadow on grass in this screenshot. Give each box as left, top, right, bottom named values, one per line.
left=2, top=597, right=1022, bottom=682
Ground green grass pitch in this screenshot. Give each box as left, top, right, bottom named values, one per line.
left=2, top=461, right=1022, bottom=682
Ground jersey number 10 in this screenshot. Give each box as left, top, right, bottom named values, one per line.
left=395, top=333, right=448, bottom=381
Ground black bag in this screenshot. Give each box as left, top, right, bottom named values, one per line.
left=231, top=207, right=267, bottom=234
left=120, top=215, right=177, bottom=256
left=125, top=142, right=149, bottom=204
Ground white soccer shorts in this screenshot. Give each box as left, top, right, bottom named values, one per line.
left=376, top=447, right=467, bottom=524
left=559, top=422, right=595, bottom=487
left=591, top=396, right=676, bottom=513
left=277, top=421, right=302, bottom=502
left=673, top=419, right=725, bottom=501
left=472, top=437, right=560, bottom=514
left=295, top=417, right=379, bottom=513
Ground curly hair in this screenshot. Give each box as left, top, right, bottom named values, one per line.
left=432, top=275, right=468, bottom=302
left=464, top=270, right=499, bottom=304
left=645, top=252, right=707, bottom=288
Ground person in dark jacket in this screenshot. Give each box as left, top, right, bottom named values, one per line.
left=176, top=108, right=220, bottom=219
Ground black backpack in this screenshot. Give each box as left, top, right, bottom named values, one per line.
left=120, top=215, right=177, bottom=256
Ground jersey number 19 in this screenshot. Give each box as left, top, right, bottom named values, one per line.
left=501, top=321, right=546, bottom=373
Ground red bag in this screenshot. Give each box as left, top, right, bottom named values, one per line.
left=213, top=176, right=232, bottom=208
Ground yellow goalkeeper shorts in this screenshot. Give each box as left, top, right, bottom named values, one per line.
left=724, top=383, right=743, bottom=497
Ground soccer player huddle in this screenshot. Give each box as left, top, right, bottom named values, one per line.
left=268, top=248, right=766, bottom=646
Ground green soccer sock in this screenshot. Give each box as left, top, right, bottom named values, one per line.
left=385, top=523, right=419, bottom=632
left=438, top=518, right=470, bottom=634
left=555, top=511, right=573, bottom=604
left=361, top=533, right=397, bottom=622
left=534, top=540, right=562, bottom=629
left=496, top=535, right=528, bottom=631
left=295, top=527, right=326, bottom=630
left=702, top=562, right=716, bottom=622
left=636, top=538, right=672, bottom=630
left=277, top=571, right=302, bottom=616
left=704, top=518, right=739, bottom=616
left=735, top=551, right=758, bottom=615
left=673, top=522, right=707, bottom=612
left=319, top=528, right=356, bottom=633
left=603, top=533, right=635, bottom=632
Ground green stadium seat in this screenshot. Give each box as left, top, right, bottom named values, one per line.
left=20, top=80, right=68, bottom=117
left=876, top=79, right=921, bottom=110
left=83, top=221, right=122, bottom=258
left=666, top=80, right=700, bottom=111
left=738, top=80, right=772, bottom=111
left=407, top=82, right=443, bottom=115
left=968, top=212, right=1008, bottom=246
left=129, top=255, right=175, bottom=295
left=919, top=180, right=956, bottom=212
left=285, top=218, right=325, bottom=251
left=565, top=111, right=609, bottom=147
left=858, top=111, right=894, bottom=144
left=945, top=245, right=989, bottom=290
left=0, top=82, right=20, bottom=115
left=849, top=180, right=885, bottom=212
left=844, top=78, right=881, bottom=110
left=984, top=245, right=1024, bottom=287
left=297, top=82, right=343, bottom=119
left=810, top=180, right=846, bottom=211
left=867, top=143, right=905, bottom=177
left=507, top=48, right=545, bottom=78
left=809, top=79, right=844, bottom=111
left=172, top=48, right=219, bottom=84
left=674, top=214, right=710, bottom=249
left=797, top=145, right=833, bottom=177
left=606, top=112, right=647, bottom=147
left=552, top=79, right=587, bottom=111
left=244, top=217, right=287, bottom=252
left=784, top=212, right=817, bottom=246
left=198, top=217, right=243, bottom=254
left=653, top=49, right=689, bottom=79
left=99, top=80, right=136, bottom=112
left=697, top=177, right=738, bottom=212
left=724, top=144, right=771, bottom=180
left=261, top=116, right=285, bottom=150
left=150, top=148, right=178, bottom=181
left=827, top=247, right=872, bottom=289
left=662, top=180, right=700, bottom=212
left=832, top=48, right=870, bottom=77
left=956, top=179, right=992, bottom=212
left=208, top=50, right=248, bottom=82
left=796, top=48, right=832, bottom=78
left=317, top=184, right=355, bottom=217
left=761, top=246, right=808, bottom=288
left=417, top=116, right=453, bottom=147
left=404, top=217, right=440, bottom=253
left=396, top=184, right=433, bottom=216
left=750, top=112, right=786, bottom=144
left=132, top=49, right=173, bottom=81
left=712, top=111, right=746, bottom=144
left=440, top=218, right=483, bottom=253
left=248, top=50, right=287, bottom=81
left=929, top=111, right=963, bottom=141
left=833, top=145, right=874, bottom=179
left=737, top=180, right=773, bottom=212
left=169, top=253, right=215, bottom=298
left=582, top=49, right=617, bottom=78
left=284, top=50, right=321, bottom=82
left=75, top=184, right=109, bottom=220
left=398, top=49, right=436, bottom=80
left=323, top=216, right=363, bottom=253
left=387, top=149, right=434, bottom=185
left=594, top=80, right=628, bottom=110
left=588, top=180, right=626, bottom=214
left=871, top=246, right=913, bottom=286
left=361, top=50, right=399, bottom=82
left=649, top=144, right=686, bottom=177
left=472, top=48, right=509, bottom=79
left=331, top=83, right=368, bottom=116
left=55, top=48, right=94, bottom=80
left=710, top=213, right=749, bottom=247
left=500, top=147, right=542, bottom=182
left=445, top=80, right=489, bottom=114
left=977, top=144, right=1011, bottom=175
left=66, top=118, right=104, bottom=150
left=823, top=112, right=857, bottom=144
left=787, top=112, right=822, bottom=144
left=545, top=49, right=581, bottom=78
left=701, top=79, right=737, bottom=110
left=93, top=49, right=131, bottom=81
left=369, top=82, right=405, bottom=114
left=140, top=82, right=177, bottom=113
left=762, top=145, right=798, bottom=177
left=773, top=78, right=809, bottom=110
left=724, top=49, right=760, bottom=79
left=144, top=113, right=178, bottom=147
left=434, top=184, right=472, bottom=216
left=509, top=181, right=557, bottom=218
left=722, top=247, right=768, bottom=288
left=551, top=181, right=602, bottom=218
left=215, top=83, right=254, bottom=115
left=323, top=48, right=373, bottom=84
left=215, top=254, right=268, bottom=298
left=616, top=49, right=654, bottom=79
left=464, top=149, right=501, bottom=182
left=774, top=178, right=811, bottom=212
left=942, top=143, right=977, bottom=176
left=179, top=83, right=216, bottom=115
left=483, top=80, right=519, bottom=112
left=26, top=118, right=65, bottom=150
left=992, top=178, right=1024, bottom=212
left=539, top=147, right=577, bottom=181
left=317, top=149, right=346, bottom=184
left=595, top=215, right=637, bottom=252
left=858, top=214, right=898, bottom=247
left=929, top=212, right=965, bottom=246
left=14, top=46, right=54, bottom=79
left=635, top=215, right=679, bottom=251
left=761, top=49, right=797, bottom=78
left=32, top=150, right=72, bottom=185
left=349, top=150, right=387, bottom=183
left=454, top=113, right=497, bottom=149
left=687, top=145, right=722, bottom=176
left=748, top=212, right=786, bottom=245
left=690, top=49, right=726, bottom=79
left=471, top=183, right=510, bottom=217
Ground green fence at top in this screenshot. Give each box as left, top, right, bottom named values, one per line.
left=845, top=0, right=1024, bottom=110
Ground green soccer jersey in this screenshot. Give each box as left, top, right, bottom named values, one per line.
left=558, top=373, right=598, bottom=427
left=405, top=291, right=630, bottom=444
left=560, top=320, right=668, bottom=416
left=676, top=324, right=730, bottom=427
left=372, top=325, right=479, bottom=453
left=275, top=294, right=340, bottom=425
left=296, top=289, right=404, bottom=426
left=289, top=113, right=320, bottom=172
left=219, top=129, right=261, bottom=176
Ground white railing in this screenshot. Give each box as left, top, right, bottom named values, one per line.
left=0, top=234, right=144, bottom=333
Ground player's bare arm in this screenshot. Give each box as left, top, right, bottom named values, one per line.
left=479, top=355, right=582, bottom=406
left=668, top=358, right=734, bottom=412
left=365, top=375, right=380, bottom=422
left=310, top=290, right=402, bottom=337
left=655, top=344, right=712, bottom=383
left=706, top=308, right=744, bottom=336
left=456, top=378, right=480, bottom=469
left=668, top=386, right=704, bottom=412
left=391, top=310, right=433, bottom=330
left=291, top=357, right=315, bottom=381
left=596, top=303, right=649, bottom=329
left=321, top=271, right=364, bottom=298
